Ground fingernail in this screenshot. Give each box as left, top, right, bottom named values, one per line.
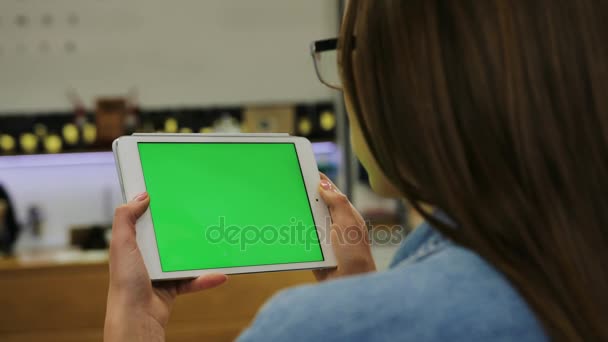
left=320, top=180, right=331, bottom=190
left=133, top=192, right=148, bottom=201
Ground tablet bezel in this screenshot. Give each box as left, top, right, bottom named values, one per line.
left=113, top=135, right=337, bottom=280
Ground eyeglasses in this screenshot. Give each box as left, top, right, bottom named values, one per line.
left=311, top=38, right=340, bottom=90
left=310, top=38, right=346, bottom=90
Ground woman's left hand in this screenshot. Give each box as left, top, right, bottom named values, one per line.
left=104, top=192, right=227, bottom=342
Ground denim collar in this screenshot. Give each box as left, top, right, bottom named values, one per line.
left=389, top=221, right=450, bottom=268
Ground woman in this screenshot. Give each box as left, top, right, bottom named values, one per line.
left=104, top=1, right=608, bottom=341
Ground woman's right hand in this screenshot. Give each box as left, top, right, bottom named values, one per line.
left=104, top=193, right=227, bottom=342
left=313, top=174, right=376, bottom=282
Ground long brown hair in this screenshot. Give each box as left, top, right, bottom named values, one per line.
left=340, top=0, right=608, bottom=340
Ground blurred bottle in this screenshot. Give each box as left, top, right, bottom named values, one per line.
left=213, top=113, right=241, bottom=133
left=27, top=205, right=43, bottom=237
left=96, top=97, right=127, bottom=146
left=124, top=87, right=140, bottom=134
left=67, top=88, right=89, bottom=148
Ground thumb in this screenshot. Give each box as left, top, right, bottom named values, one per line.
left=319, top=177, right=360, bottom=229
left=318, top=174, right=372, bottom=260
left=111, top=192, right=150, bottom=250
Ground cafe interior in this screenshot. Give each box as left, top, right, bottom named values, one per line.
left=0, top=1, right=418, bottom=341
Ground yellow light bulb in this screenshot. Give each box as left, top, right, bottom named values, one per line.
left=20, top=133, right=38, bottom=153
left=62, top=123, right=79, bottom=145
left=34, top=124, right=48, bottom=137
left=180, top=127, right=193, bottom=134
left=165, top=118, right=178, bottom=133
left=298, top=118, right=312, bottom=136
left=0, top=135, right=16, bottom=152
left=320, top=111, right=336, bottom=131
left=199, top=127, right=214, bottom=134
left=44, top=135, right=62, bottom=154
left=83, top=123, right=97, bottom=144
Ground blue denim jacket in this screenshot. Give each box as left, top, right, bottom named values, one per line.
left=238, top=222, right=548, bottom=341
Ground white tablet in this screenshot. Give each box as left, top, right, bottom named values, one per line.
left=113, top=134, right=336, bottom=280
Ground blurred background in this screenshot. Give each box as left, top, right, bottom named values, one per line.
left=0, top=1, right=417, bottom=341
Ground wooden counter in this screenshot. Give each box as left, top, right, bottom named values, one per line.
left=0, top=257, right=316, bottom=342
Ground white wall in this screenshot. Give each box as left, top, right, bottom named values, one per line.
left=0, top=0, right=337, bottom=112
left=0, top=153, right=122, bottom=249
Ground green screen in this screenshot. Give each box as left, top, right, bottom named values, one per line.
left=138, top=143, right=324, bottom=272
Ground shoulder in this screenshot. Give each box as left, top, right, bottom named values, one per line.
left=238, top=240, right=547, bottom=342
